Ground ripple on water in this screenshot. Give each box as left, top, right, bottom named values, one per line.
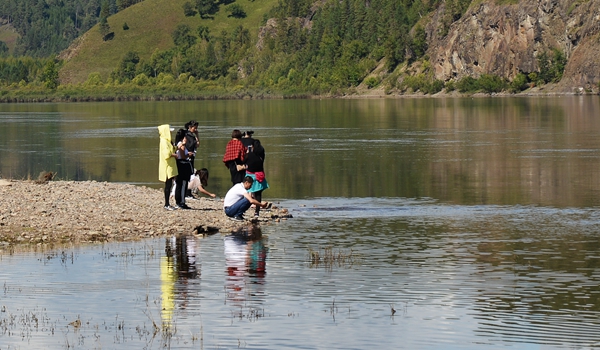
left=2, top=198, right=600, bottom=349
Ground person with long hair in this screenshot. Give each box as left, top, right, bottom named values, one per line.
left=174, top=128, right=194, bottom=209
left=244, top=139, right=270, bottom=217
left=188, top=168, right=216, bottom=198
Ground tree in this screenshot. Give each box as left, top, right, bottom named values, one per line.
left=112, top=51, right=140, bottom=81
left=197, top=25, right=211, bottom=41
left=99, top=1, right=111, bottom=40
left=411, top=25, right=428, bottom=59
left=117, top=0, right=136, bottom=11
left=183, top=2, right=197, bottom=16
left=0, top=41, right=8, bottom=57
left=41, top=60, right=59, bottom=89
left=537, top=49, right=566, bottom=84
left=195, top=0, right=218, bottom=18
left=227, top=4, right=246, bottom=18
left=172, top=24, right=197, bottom=49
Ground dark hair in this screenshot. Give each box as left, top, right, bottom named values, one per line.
left=252, top=139, right=265, bottom=159
left=243, top=130, right=254, bottom=137
left=175, top=128, right=187, bottom=143
left=232, top=129, right=242, bottom=139
left=197, top=168, right=209, bottom=187
left=243, top=176, right=254, bottom=184
left=186, top=120, right=198, bottom=129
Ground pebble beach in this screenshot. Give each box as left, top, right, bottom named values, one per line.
left=0, top=179, right=288, bottom=247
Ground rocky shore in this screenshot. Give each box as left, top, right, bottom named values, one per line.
left=0, top=179, right=289, bottom=247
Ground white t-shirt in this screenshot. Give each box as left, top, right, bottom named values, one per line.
left=223, top=183, right=248, bottom=208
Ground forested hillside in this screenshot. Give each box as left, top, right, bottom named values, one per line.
left=57, top=0, right=448, bottom=93
left=0, top=0, right=598, bottom=100
left=0, top=0, right=141, bottom=57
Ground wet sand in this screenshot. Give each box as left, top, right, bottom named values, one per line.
left=0, top=179, right=288, bottom=247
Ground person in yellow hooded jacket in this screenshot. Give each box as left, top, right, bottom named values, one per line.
left=158, top=124, right=179, bottom=210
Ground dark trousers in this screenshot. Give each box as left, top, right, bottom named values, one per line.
left=251, top=190, right=263, bottom=215
left=224, top=197, right=251, bottom=218
left=164, top=177, right=175, bottom=206
left=176, top=159, right=193, bottom=205
left=227, top=161, right=245, bottom=185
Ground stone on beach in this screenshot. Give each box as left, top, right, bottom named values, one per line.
left=0, top=180, right=286, bottom=246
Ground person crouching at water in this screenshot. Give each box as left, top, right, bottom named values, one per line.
left=188, top=168, right=216, bottom=199
left=158, top=125, right=178, bottom=211
left=222, top=129, right=246, bottom=186
left=174, top=128, right=194, bottom=209
left=223, top=176, right=268, bottom=221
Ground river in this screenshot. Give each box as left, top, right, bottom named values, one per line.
left=1, top=97, right=600, bottom=349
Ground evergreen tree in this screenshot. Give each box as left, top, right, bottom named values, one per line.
left=172, top=24, right=197, bottom=49
left=99, top=0, right=111, bottom=40
left=195, top=0, right=217, bottom=19
left=0, top=41, right=8, bottom=57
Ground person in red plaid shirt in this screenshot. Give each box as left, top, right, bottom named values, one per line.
left=223, top=129, right=247, bottom=185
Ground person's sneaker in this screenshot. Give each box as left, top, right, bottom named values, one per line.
left=179, top=204, right=192, bottom=210
left=172, top=205, right=180, bottom=210
left=229, top=215, right=244, bottom=221
left=164, top=205, right=175, bottom=211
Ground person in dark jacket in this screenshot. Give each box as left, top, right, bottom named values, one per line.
left=222, top=129, right=247, bottom=186
left=244, top=139, right=270, bottom=217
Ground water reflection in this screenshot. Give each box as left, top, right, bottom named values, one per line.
left=224, top=228, right=268, bottom=309
left=160, top=235, right=201, bottom=330
left=4, top=97, right=600, bottom=206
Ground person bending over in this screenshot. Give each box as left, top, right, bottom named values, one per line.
left=223, top=176, right=268, bottom=221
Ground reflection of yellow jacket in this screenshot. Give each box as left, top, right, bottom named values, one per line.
left=158, top=125, right=178, bottom=182
left=160, top=256, right=176, bottom=329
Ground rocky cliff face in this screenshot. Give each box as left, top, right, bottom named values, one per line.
left=426, top=0, right=600, bottom=92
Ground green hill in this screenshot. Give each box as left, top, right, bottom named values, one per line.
left=59, top=0, right=278, bottom=84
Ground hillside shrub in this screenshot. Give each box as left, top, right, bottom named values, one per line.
left=456, top=76, right=478, bottom=93
left=478, top=74, right=506, bottom=94
left=510, top=73, right=529, bottom=92
left=365, top=76, right=380, bottom=89
left=84, top=73, right=103, bottom=87
left=132, top=73, right=150, bottom=86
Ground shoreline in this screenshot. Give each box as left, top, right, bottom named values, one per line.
left=0, top=85, right=596, bottom=104
left=0, top=179, right=289, bottom=248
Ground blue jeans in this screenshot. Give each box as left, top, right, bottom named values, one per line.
left=224, top=197, right=251, bottom=218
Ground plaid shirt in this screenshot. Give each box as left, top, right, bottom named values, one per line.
left=222, top=139, right=246, bottom=165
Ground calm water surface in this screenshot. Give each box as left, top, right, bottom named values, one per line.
left=2, top=97, right=600, bottom=349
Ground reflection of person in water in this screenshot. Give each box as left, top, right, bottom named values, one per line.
left=224, top=231, right=267, bottom=306
left=160, top=235, right=201, bottom=329
left=160, top=251, right=176, bottom=330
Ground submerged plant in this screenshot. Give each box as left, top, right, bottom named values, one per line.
left=308, top=246, right=361, bottom=268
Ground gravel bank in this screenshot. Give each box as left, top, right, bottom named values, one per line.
left=0, top=179, right=289, bottom=247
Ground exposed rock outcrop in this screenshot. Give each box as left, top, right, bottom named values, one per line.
left=425, top=0, right=600, bottom=92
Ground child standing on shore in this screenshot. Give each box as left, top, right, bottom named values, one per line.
left=158, top=125, right=178, bottom=210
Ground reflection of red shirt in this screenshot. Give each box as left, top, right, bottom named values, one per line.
left=223, top=139, right=246, bottom=165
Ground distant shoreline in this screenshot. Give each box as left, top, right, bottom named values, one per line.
left=0, top=85, right=595, bottom=104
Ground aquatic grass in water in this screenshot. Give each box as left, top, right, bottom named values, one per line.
left=308, top=246, right=362, bottom=268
